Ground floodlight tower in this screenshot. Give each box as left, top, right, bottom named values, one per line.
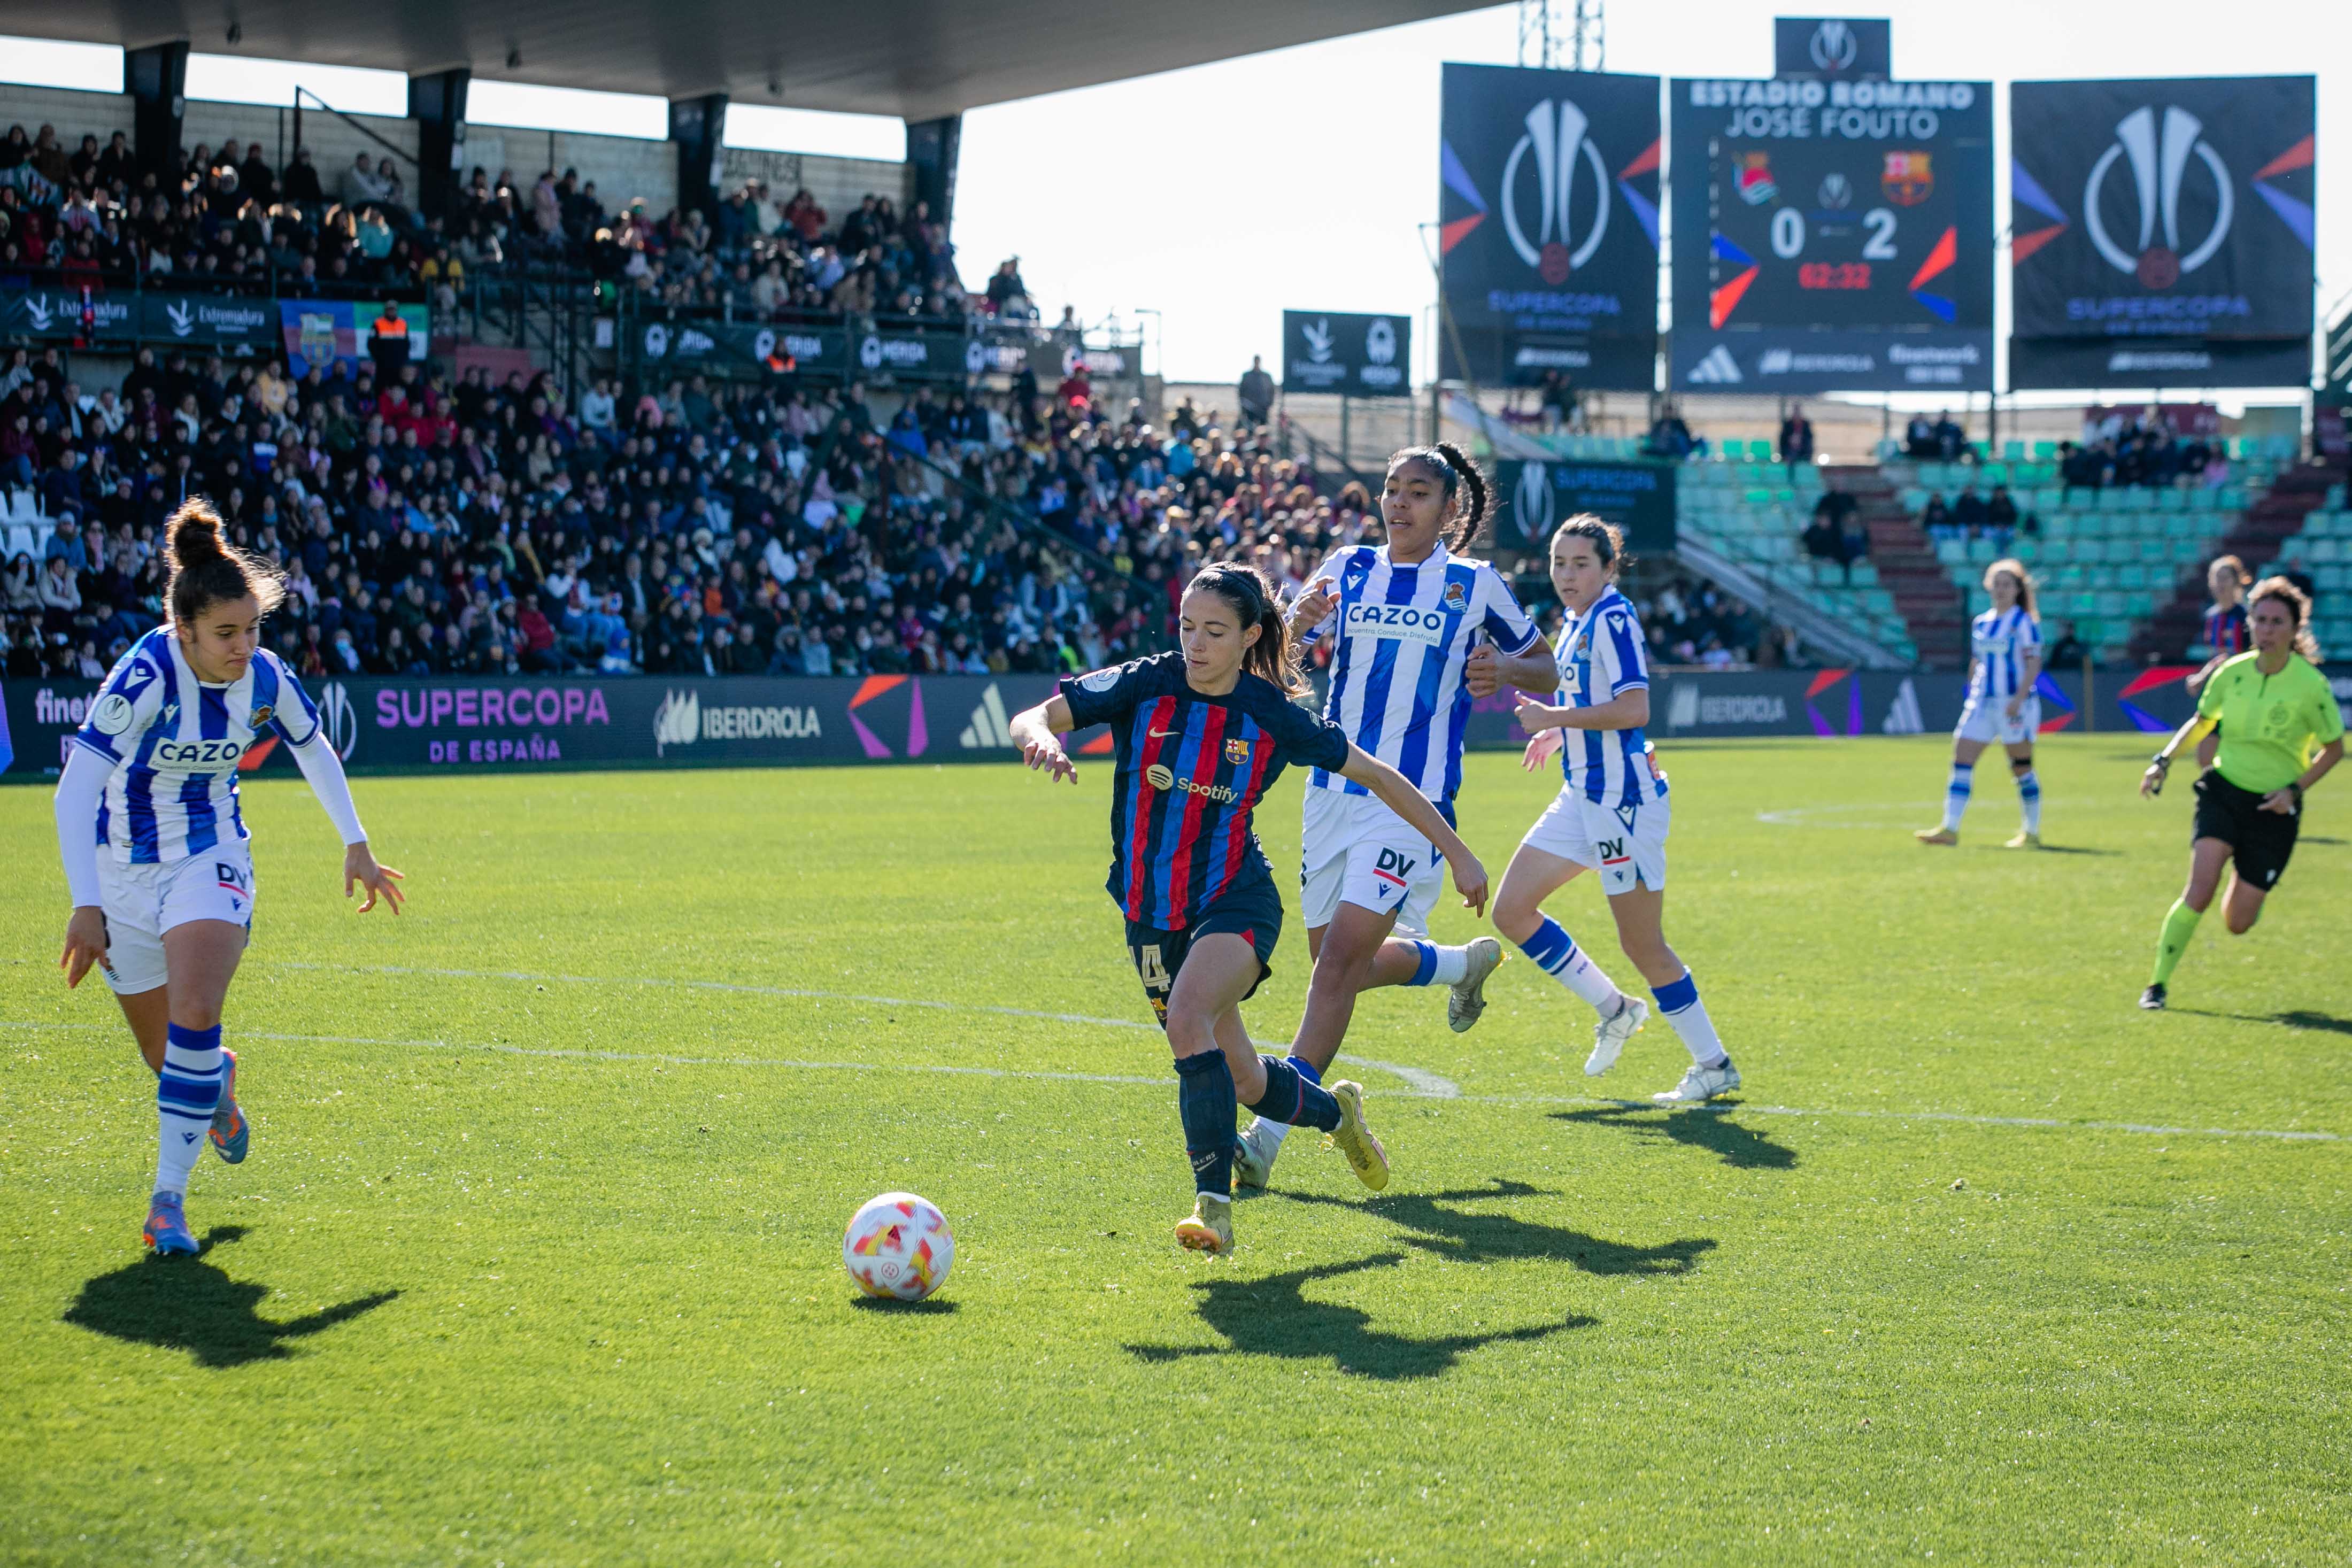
left=1520, top=0, right=1603, bottom=71
left=1516, top=0, right=1557, bottom=68
left=1569, top=0, right=1605, bottom=70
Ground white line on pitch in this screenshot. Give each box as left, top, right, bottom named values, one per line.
left=7, top=1018, right=2338, bottom=1145
left=273, top=961, right=1468, bottom=1099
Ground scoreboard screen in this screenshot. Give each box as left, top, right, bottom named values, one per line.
left=1669, top=78, right=1993, bottom=392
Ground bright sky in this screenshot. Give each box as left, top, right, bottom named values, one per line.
left=4, top=1, right=2344, bottom=391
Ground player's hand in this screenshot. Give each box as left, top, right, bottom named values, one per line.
left=346, top=843, right=405, bottom=914
left=2258, top=787, right=2299, bottom=815
left=2184, top=668, right=2207, bottom=696
left=1463, top=643, right=1501, bottom=698
left=2139, top=763, right=2166, bottom=798
left=1447, top=850, right=1490, bottom=918
left=1290, top=583, right=1336, bottom=634
left=1514, top=690, right=1560, bottom=734
left=1020, top=734, right=1078, bottom=784
left=59, top=906, right=106, bottom=990
left=1521, top=727, right=1563, bottom=771
left=2004, top=697, right=2023, bottom=721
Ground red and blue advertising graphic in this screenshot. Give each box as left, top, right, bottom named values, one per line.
left=2033, top=670, right=2077, bottom=732
left=2115, top=666, right=2201, bottom=734
left=1437, top=63, right=1662, bottom=389
left=2009, top=77, right=2316, bottom=390
left=1805, top=668, right=1864, bottom=736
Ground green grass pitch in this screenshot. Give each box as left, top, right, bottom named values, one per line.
left=3, top=737, right=2347, bottom=1565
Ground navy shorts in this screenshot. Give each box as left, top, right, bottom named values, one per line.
left=1123, top=878, right=1284, bottom=1031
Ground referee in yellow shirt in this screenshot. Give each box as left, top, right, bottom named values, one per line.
left=2139, top=578, right=2345, bottom=1008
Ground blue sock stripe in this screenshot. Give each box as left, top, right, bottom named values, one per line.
left=1516, top=916, right=1573, bottom=971
left=2018, top=775, right=2041, bottom=798
left=166, top=1022, right=224, bottom=1052
left=1650, top=969, right=1699, bottom=1014
left=1407, top=941, right=1439, bottom=987
left=1287, top=1055, right=1322, bottom=1087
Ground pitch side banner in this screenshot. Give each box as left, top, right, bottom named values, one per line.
left=1669, top=77, right=1994, bottom=393
left=637, top=318, right=853, bottom=379
left=2009, top=78, right=2316, bottom=390
left=0, top=288, right=274, bottom=347
left=1, top=674, right=1066, bottom=777
left=1282, top=311, right=1413, bottom=397
left=1490, top=458, right=1677, bottom=555
left=1438, top=64, right=1662, bottom=390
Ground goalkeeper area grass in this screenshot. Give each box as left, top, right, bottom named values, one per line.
left=3, top=736, right=2347, bottom=1565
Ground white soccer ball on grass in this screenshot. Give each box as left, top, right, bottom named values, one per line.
left=843, top=1192, right=954, bottom=1301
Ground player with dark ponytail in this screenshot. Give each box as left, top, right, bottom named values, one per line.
left=1237, top=443, right=1560, bottom=1192
left=55, top=500, right=405, bottom=1257
left=1008, top=561, right=1487, bottom=1254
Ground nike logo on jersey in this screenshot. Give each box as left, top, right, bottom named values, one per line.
left=1150, top=729, right=1179, bottom=738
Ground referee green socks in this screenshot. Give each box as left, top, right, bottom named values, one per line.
left=2151, top=898, right=2203, bottom=986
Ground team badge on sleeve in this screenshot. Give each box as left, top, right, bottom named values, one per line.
left=249, top=705, right=274, bottom=729
left=89, top=693, right=135, bottom=735
left=1081, top=667, right=1121, bottom=693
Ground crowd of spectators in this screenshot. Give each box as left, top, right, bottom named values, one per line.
left=0, top=117, right=971, bottom=328
left=1902, top=410, right=1975, bottom=462
left=1613, top=570, right=1793, bottom=668
left=2056, top=407, right=2229, bottom=495
left=1802, top=477, right=1871, bottom=576
left=0, top=323, right=1415, bottom=684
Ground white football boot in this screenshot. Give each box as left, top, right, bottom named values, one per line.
left=1585, top=995, right=1648, bottom=1077
left=1446, top=937, right=1506, bottom=1034
left=1231, top=1118, right=1281, bottom=1191
left=1653, top=1059, right=1741, bottom=1104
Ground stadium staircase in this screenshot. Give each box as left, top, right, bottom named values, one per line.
left=1824, top=464, right=1968, bottom=669
left=2134, top=470, right=2348, bottom=662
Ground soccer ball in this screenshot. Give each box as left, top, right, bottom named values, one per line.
left=843, top=1192, right=954, bottom=1301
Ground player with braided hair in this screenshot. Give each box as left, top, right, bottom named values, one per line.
left=1235, top=443, right=1557, bottom=1191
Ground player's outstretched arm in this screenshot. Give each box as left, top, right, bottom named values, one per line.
left=2141, top=714, right=2217, bottom=797
left=287, top=731, right=404, bottom=913
left=1513, top=688, right=1650, bottom=733
left=1464, top=643, right=1561, bottom=698
left=1336, top=743, right=1487, bottom=916
left=1009, top=696, right=1080, bottom=784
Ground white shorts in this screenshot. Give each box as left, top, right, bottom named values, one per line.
left=1955, top=696, right=2039, bottom=747
left=95, top=843, right=256, bottom=995
left=1520, top=787, right=1670, bottom=895
left=1299, top=786, right=1444, bottom=937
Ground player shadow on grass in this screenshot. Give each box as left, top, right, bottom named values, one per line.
left=1127, top=1253, right=1595, bottom=1380
left=1551, top=1104, right=1799, bottom=1170
left=61, top=1226, right=399, bottom=1369
left=1277, top=1181, right=1719, bottom=1275
left=2173, top=1008, right=2352, bottom=1037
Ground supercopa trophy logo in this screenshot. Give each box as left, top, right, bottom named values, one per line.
left=316, top=681, right=359, bottom=761
left=1502, top=99, right=1611, bottom=286
left=2086, top=105, right=2233, bottom=289
left=1809, top=20, right=1860, bottom=72
left=1513, top=462, right=1555, bottom=546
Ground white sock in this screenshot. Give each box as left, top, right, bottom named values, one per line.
left=2016, top=769, right=2041, bottom=833
left=155, top=1023, right=225, bottom=1197
left=1650, top=970, right=1728, bottom=1069
left=1514, top=917, right=1626, bottom=1014
left=1413, top=941, right=1472, bottom=986
left=1941, top=763, right=1973, bottom=832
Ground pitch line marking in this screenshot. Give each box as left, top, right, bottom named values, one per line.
left=271, top=962, right=1468, bottom=1099
left=8, top=1020, right=2338, bottom=1144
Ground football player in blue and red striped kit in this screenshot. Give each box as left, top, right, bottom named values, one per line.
left=2187, top=554, right=2251, bottom=773
left=1009, top=563, right=1488, bottom=1255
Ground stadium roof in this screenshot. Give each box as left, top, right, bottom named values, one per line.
left=3, top=1, right=1496, bottom=121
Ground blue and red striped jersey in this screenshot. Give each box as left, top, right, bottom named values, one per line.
left=1061, top=653, right=1351, bottom=930
left=2203, top=603, right=2248, bottom=658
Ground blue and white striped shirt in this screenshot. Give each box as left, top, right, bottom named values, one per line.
left=71, top=628, right=323, bottom=864
left=1968, top=606, right=2041, bottom=701
left=1556, top=588, right=1666, bottom=809
left=1297, top=543, right=1540, bottom=803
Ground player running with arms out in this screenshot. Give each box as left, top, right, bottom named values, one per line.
left=2138, top=577, right=2341, bottom=1010
left=1498, top=516, right=1739, bottom=1103
left=1008, top=563, right=1488, bottom=1255
left=1918, top=559, right=2045, bottom=849
left=1235, top=444, right=1552, bottom=1191
left=54, top=501, right=404, bottom=1256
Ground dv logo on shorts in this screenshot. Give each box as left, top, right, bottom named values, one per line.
left=215, top=861, right=252, bottom=895
left=1597, top=837, right=1630, bottom=866
left=1373, top=846, right=1418, bottom=893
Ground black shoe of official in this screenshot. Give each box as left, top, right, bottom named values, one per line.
left=2138, top=983, right=2167, bottom=1011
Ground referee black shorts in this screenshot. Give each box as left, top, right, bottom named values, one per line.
left=2192, top=769, right=2300, bottom=891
